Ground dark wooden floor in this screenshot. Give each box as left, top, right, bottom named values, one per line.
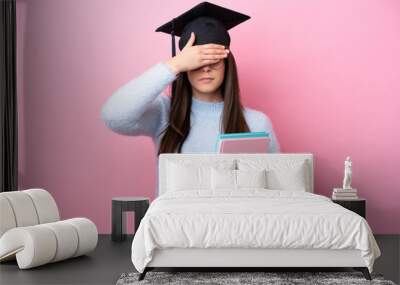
left=0, top=234, right=398, bottom=285
left=0, top=235, right=135, bottom=285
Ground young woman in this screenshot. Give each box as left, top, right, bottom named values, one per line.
left=101, top=32, right=280, bottom=154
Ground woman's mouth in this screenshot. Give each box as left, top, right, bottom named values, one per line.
left=198, top=78, right=214, bottom=83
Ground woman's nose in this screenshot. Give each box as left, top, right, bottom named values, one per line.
left=201, top=65, right=211, bottom=72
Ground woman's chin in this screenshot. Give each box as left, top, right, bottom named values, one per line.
left=195, top=86, right=219, bottom=94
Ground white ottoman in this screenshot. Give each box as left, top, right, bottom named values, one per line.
left=0, top=189, right=98, bottom=269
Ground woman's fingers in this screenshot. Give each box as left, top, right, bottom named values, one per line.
left=172, top=41, right=229, bottom=72
left=199, top=46, right=229, bottom=62
left=202, top=43, right=226, bottom=49
left=201, top=48, right=229, bottom=55
left=201, top=53, right=228, bottom=60
left=182, top=32, right=196, bottom=50
left=201, top=45, right=228, bottom=53
left=201, top=59, right=221, bottom=65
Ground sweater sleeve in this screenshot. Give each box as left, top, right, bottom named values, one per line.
left=244, top=109, right=281, bottom=153
left=100, top=62, right=177, bottom=138
left=263, top=115, right=281, bottom=153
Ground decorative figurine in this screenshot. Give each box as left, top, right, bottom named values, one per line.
left=342, top=156, right=352, bottom=189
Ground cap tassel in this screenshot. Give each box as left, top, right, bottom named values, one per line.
left=170, top=18, right=177, bottom=111
left=171, top=18, right=176, bottom=57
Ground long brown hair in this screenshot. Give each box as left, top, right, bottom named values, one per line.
left=157, top=52, right=249, bottom=154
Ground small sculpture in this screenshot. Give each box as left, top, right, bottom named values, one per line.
left=342, top=156, right=352, bottom=189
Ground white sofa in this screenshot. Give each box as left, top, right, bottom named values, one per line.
left=0, top=188, right=98, bottom=269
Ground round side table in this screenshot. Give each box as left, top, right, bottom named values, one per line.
left=111, top=197, right=149, bottom=242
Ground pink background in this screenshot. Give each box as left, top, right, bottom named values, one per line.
left=16, top=0, right=400, bottom=234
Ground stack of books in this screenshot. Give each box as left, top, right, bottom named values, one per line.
left=215, top=132, right=270, bottom=153
left=332, top=188, right=358, bottom=200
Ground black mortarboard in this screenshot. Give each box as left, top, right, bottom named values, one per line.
left=155, top=1, right=250, bottom=57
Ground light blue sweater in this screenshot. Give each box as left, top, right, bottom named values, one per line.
left=101, top=62, right=280, bottom=153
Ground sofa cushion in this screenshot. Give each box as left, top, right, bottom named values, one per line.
left=0, top=189, right=60, bottom=238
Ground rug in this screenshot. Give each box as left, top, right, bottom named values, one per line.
left=116, top=271, right=397, bottom=285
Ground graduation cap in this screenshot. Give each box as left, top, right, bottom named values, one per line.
left=155, top=1, right=251, bottom=57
